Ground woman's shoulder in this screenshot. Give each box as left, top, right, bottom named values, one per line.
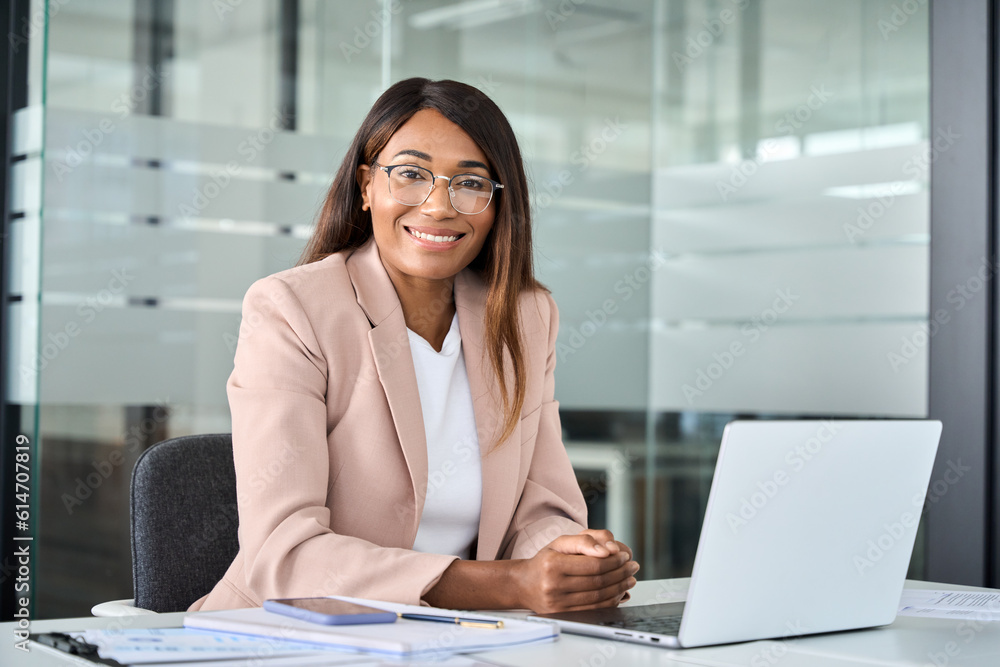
left=459, top=271, right=555, bottom=321
left=242, top=250, right=355, bottom=312
left=516, top=283, right=558, bottom=336
left=267, top=251, right=350, bottom=286
left=519, top=282, right=556, bottom=313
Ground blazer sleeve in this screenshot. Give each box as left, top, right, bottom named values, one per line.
left=228, top=275, right=458, bottom=606
left=500, top=292, right=589, bottom=559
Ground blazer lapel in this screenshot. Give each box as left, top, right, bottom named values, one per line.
left=455, top=271, right=521, bottom=561
left=346, top=240, right=427, bottom=541
left=346, top=241, right=521, bottom=559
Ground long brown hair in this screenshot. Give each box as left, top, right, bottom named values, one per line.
left=299, top=78, right=539, bottom=450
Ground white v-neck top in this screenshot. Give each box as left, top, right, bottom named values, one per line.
left=407, top=313, right=483, bottom=560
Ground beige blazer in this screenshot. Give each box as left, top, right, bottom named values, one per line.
left=190, top=239, right=587, bottom=611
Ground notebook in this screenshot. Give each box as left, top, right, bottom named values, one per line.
left=529, top=419, right=943, bottom=649
left=184, top=595, right=558, bottom=658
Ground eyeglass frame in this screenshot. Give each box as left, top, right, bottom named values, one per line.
left=371, top=161, right=504, bottom=215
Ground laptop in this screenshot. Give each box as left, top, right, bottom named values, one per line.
left=529, top=419, right=942, bottom=648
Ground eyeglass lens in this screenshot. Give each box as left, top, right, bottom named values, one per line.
left=386, top=165, right=495, bottom=215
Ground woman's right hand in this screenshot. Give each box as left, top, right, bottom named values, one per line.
left=512, top=532, right=639, bottom=614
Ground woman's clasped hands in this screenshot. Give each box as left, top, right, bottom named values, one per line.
left=513, top=529, right=638, bottom=613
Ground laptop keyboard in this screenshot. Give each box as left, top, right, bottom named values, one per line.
left=601, top=614, right=682, bottom=635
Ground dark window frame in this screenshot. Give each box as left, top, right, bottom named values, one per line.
left=1, top=0, right=31, bottom=622
left=928, top=0, right=999, bottom=586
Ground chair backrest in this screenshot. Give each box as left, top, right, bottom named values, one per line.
left=131, top=433, right=239, bottom=612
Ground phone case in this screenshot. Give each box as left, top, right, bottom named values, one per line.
left=263, top=599, right=398, bottom=625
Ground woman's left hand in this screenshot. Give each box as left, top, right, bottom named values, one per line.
left=571, top=529, right=635, bottom=604
left=537, top=528, right=637, bottom=607
left=572, top=528, right=633, bottom=562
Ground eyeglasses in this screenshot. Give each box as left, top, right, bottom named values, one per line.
left=373, top=162, right=503, bottom=215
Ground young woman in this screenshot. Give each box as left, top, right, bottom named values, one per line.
left=190, top=78, right=637, bottom=613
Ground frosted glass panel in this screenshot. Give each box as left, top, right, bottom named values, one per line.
left=654, top=245, right=927, bottom=322
left=653, top=323, right=927, bottom=415
left=651, top=1, right=929, bottom=418
left=32, top=106, right=329, bottom=408
left=33, top=306, right=240, bottom=406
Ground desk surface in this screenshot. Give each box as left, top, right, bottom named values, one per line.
left=3, top=579, right=999, bottom=666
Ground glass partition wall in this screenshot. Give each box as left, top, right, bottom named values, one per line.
left=648, top=0, right=930, bottom=577
left=4, top=0, right=929, bottom=617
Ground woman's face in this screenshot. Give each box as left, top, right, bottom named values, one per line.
left=357, top=109, right=497, bottom=287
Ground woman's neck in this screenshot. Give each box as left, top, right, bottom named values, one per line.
left=389, top=273, right=456, bottom=352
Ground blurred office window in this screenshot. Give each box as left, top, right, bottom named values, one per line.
left=646, top=0, right=929, bottom=576
left=3, top=0, right=928, bottom=617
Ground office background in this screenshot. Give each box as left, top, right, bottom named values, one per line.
left=0, top=0, right=994, bottom=620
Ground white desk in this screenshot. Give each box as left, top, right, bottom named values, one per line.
left=3, top=579, right=1000, bottom=666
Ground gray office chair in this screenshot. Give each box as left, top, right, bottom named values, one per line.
left=131, top=432, right=240, bottom=612
left=94, top=433, right=240, bottom=615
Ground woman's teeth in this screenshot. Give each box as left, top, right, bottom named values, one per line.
left=408, top=228, right=460, bottom=243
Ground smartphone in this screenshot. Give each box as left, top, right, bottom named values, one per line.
left=263, top=597, right=398, bottom=625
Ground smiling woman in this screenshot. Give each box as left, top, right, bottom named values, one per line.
left=188, top=78, right=638, bottom=614
left=358, top=109, right=499, bottom=350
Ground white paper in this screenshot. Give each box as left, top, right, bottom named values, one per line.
left=138, top=655, right=375, bottom=667
left=67, top=627, right=504, bottom=665
left=136, top=655, right=498, bottom=667
left=898, top=589, right=1000, bottom=620
left=73, top=627, right=332, bottom=664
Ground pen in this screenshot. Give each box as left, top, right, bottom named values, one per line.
left=399, top=612, right=504, bottom=629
